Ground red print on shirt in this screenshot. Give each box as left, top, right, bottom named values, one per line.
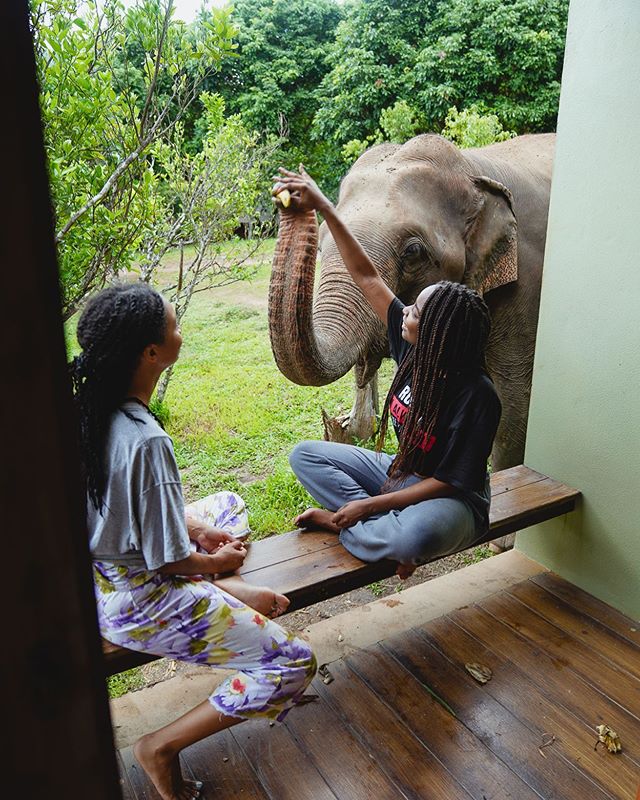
left=390, top=395, right=408, bottom=424
left=391, top=394, right=437, bottom=453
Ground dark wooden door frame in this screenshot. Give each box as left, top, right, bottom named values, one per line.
left=1, top=3, right=121, bottom=796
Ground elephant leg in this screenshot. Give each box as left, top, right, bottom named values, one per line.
left=322, top=373, right=379, bottom=444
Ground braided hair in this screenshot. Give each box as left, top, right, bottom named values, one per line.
left=69, top=283, right=167, bottom=510
left=377, top=281, right=491, bottom=481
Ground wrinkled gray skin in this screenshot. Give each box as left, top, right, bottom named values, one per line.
left=269, top=133, right=555, bottom=472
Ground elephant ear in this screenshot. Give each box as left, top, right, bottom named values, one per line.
left=464, top=175, right=518, bottom=295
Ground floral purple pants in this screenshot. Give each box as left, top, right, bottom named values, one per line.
left=94, top=493, right=316, bottom=721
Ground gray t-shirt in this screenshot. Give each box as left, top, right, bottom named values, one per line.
left=87, top=401, right=191, bottom=570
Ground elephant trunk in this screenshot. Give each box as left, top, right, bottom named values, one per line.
left=268, top=209, right=370, bottom=386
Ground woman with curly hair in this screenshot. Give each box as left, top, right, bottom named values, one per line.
left=71, top=283, right=315, bottom=800
left=275, top=167, right=501, bottom=580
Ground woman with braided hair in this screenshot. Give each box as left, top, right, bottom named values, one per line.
left=275, top=167, right=501, bottom=579
left=71, top=283, right=316, bottom=800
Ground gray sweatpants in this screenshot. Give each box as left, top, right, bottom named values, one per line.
left=289, top=440, right=479, bottom=566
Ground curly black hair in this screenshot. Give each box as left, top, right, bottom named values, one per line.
left=377, top=281, right=492, bottom=481
left=69, top=283, right=167, bottom=510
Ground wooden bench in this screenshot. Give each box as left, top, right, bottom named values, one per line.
left=102, top=464, right=580, bottom=675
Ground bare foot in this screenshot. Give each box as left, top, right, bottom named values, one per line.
left=215, top=575, right=290, bottom=618
left=295, top=507, right=340, bottom=534
left=134, top=734, right=201, bottom=800
left=396, top=563, right=417, bottom=580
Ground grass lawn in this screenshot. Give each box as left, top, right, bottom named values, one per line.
left=66, top=238, right=395, bottom=539
left=160, top=239, right=395, bottom=536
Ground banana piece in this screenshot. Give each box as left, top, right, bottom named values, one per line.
left=275, top=188, right=291, bottom=208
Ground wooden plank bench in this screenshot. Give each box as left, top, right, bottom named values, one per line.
left=102, top=464, right=580, bottom=675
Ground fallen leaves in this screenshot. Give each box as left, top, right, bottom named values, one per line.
left=465, top=662, right=493, bottom=684
left=538, top=733, right=556, bottom=757
left=318, top=663, right=334, bottom=684
left=595, top=724, right=622, bottom=753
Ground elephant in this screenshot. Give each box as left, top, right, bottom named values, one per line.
left=268, top=132, right=555, bottom=477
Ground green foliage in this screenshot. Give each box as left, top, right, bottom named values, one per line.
left=461, top=545, right=493, bottom=565
left=202, top=0, right=345, bottom=194
left=414, top=0, right=569, bottom=133
left=31, top=0, right=237, bottom=319
left=314, top=0, right=438, bottom=145
left=379, top=100, right=421, bottom=143
left=367, top=581, right=387, bottom=598
left=341, top=99, right=421, bottom=165
left=441, top=105, right=515, bottom=149
left=314, top=0, right=569, bottom=148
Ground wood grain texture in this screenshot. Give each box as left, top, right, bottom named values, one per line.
left=422, top=616, right=638, bottom=798
left=116, top=573, right=640, bottom=800
left=531, top=572, right=640, bottom=644
left=182, top=729, right=271, bottom=800
left=383, top=629, right=608, bottom=800
left=479, top=592, right=640, bottom=721
left=231, top=717, right=338, bottom=800
left=315, top=658, right=474, bottom=800
left=282, top=688, right=409, bottom=799
left=347, top=642, right=540, bottom=800
left=449, top=601, right=640, bottom=765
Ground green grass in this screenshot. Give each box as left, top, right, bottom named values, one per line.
left=107, top=667, right=146, bottom=699
left=461, top=544, right=493, bottom=566
left=132, top=239, right=394, bottom=537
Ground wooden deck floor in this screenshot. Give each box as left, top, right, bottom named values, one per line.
left=117, top=571, right=640, bottom=800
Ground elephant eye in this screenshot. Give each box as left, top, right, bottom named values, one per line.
left=402, top=241, right=426, bottom=261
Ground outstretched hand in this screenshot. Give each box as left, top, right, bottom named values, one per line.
left=272, top=165, right=333, bottom=215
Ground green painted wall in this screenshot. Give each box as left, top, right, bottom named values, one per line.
left=517, top=0, right=640, bottom=619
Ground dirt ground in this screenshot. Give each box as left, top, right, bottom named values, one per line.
left=134, top=547, right=491, bottom=689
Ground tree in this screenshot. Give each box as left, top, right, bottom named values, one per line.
left=31, top=0, right=236, bottom=319
left=313, top=0, right=569, bottom=148
left=313, top=0, right=439, bottom=145
left=203, top=0, right=345, bottom=194
left=441, top=105, right=515, bottom=149
left=138, top=94, right=277, bottom=400
left=414, top=0, right=569, bottom=133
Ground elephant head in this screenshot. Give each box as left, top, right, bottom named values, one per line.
left=268, top=134, right=518, bottom=389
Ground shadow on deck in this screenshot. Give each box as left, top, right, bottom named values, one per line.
left=117, top=568, right=640, bottom=800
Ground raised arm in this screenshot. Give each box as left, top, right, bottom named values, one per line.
left=273, top=166, right=395, bottom=325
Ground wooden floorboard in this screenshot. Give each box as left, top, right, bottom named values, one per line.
left=282, top=687, right=409, bottom=799
left=180, top=729, right=271, bottom=800
left=315, top=658, right=474, bottom=800
left=506, top=579, right=640, bottom=681
left=448, top=601, right=640, bottom=767
left=116, top=750, right=137, bottom=800
left=421, top=616, right=638, bottom=799
left=347, top=642, right=540, bottom=800
left=117, top=571, right=640, bottom=800
left=478, top=592, right=640, bottom=718
left=383, top=628, right=610, bottom=800
left=530, top=571, right=640, bottom=646
left=231, top=715, right=339, bottom=800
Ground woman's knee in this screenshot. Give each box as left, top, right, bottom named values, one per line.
left=289, top=440, right=317, bottom=473
left=275, top=635, right=317, bottom=692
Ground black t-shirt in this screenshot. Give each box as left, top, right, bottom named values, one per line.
left=386, top=297, right=502, bottom=529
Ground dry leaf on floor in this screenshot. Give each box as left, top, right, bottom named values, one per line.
left=318, top=664, right=334, bottom=684
left=595, top=724, right=622, bottom=753
left=465, top=662, right=492, bottom=684
left=538, top=733, right=555, bottom=757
